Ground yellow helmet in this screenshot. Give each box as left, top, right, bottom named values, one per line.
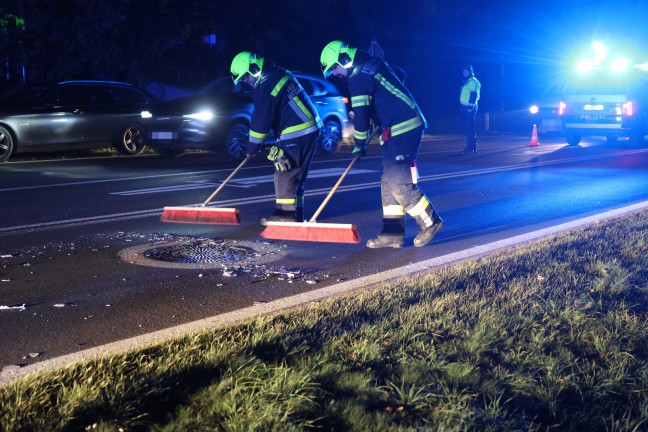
left=320, top=40, right=357, bottom=78
left=230, top=51, right=264, bottom=85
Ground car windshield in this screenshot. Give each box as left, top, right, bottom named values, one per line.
left=564, top=72, right=627, bottom=96
left=199, top=77, right=250, bottom=97
left=0, top=84, right=50, bottom=106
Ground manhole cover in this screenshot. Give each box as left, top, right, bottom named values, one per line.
left=144, top=241, right=256, bottom=264
left=118, top=239, right=286, bottom=269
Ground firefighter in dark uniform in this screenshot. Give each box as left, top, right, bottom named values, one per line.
left=320, top=40, right=443, bottom=248
left=230, top=51, right=322, bottom=223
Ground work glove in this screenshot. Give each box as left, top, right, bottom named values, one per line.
left=267, top=145, right=292, bottom=172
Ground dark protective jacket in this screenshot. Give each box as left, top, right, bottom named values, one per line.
left=348, top=52, right=427, bottom=147
left=246, top=66, right=321, bottom=151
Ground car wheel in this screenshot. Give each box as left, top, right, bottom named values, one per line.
left=318, top=119, right=341, bottom=154
left=0, top=126, right=14, bottom=163
left=115, top=124, right=146, bottom=155
left=565, top=134, right=581, bottom=146
left=225, top=122, right=249, bottom=161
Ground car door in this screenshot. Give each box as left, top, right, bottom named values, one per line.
left=77, top=85, right=123, bottom=145
left=28, top=85, right=87, bottom=148
left=81, top=85, right=151, bottom=145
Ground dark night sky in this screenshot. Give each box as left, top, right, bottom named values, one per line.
left=228, top=0, right=648, bottom=118
left=3, top=0, right=647, bottom=123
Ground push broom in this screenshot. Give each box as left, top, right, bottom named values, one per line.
left=260, top=127, right=380, bottom=243
left=160, top=153, right=254, bottom=225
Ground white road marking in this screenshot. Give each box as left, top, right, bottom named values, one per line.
left=2, top=147, right=647, bottom=235
left=109, top=168, right=379, bottom=195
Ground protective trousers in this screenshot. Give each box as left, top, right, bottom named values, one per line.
left=380, top=128, right=439, bottom=238
left=274, top=131, right=318, bottom=216
left=462, top=106, right=477, bottom=151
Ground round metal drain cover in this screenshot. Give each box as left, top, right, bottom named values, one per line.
left=144, top=241, right=256, bottom=264
left=118, top=239, right=286, bottom=269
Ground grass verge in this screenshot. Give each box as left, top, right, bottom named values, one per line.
left=2, top=210, right=648, bottom=431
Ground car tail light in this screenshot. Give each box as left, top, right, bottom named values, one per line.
left=340, top=97, right=349, bottom=104
left=622, top=101, right=634, bottom=116
left=558, top=101, right=567, bottom=115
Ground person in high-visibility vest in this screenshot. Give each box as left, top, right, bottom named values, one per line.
left=320, top=40, right=443, bottom=248
left=231, top=51, right=322, bottom=223
left=459, top=64, right=481, bottom=154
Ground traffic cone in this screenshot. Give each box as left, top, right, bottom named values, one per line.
left=529, top=124, right=540, bottom=147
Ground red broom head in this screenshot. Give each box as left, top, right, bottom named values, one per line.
left=260, top=221, right=360, bottom=243
left=160, top=206, right=240, bottom=225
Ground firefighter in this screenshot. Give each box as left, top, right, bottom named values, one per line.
left=460, top=64, right=481, bottom=154
left=230, top=51, right=322, bottom=223
left=320, top=40, right=443, bottom=248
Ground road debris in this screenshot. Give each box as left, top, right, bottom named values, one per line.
left=21, top=352, right=40, bottom=359
left=0, top=304, right=26, bottom=311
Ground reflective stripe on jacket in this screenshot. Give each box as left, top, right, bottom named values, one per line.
left=248, top=67, right=322, bottom=147
left=348, top=54, right=426, bottom=146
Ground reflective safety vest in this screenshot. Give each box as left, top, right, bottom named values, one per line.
left=460, top=76, right=481, bottom=108
left=348, top=54, right=427, bottom=146
left=248, top=66, right=322, bottom=147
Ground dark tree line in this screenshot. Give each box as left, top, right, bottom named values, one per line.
left=4, top=0, right=636, bottom=115
left=0, top=0, right=482, bottom=90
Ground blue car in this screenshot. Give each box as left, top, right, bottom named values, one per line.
left=143, top=72, right=351, bottom=161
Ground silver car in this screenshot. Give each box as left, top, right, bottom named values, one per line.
left=144, top=72, right=351, bottom=160
left=0, top=80, right=157, bottom=163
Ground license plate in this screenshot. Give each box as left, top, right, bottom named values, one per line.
left=151, top=131, right=177, bottom=140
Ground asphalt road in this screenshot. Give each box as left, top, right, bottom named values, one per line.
left=1, top=133, right=648, bottom=371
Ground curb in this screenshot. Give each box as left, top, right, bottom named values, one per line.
left=2, top=200, right=648, bottom=386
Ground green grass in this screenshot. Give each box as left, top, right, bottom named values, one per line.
left=2, top=211, right=648, bottom=431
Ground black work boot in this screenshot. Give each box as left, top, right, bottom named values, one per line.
left=367, top=234, right=405, bottom=249
left=367, top=217, right=405, bottom=249
left=413, top=208, right=444, bottom=248
left=260, top=209, right=295, bottom=225
left=460, top=138, right=477, bottom=155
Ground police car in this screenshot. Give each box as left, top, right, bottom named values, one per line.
left=559, top=42, right=648, bottom=146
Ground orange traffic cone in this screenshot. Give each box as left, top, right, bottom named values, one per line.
left=529, top=124, right=540, bottom=147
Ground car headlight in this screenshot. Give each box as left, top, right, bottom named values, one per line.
left=529, top=105, right=539, bottom=114
left=141, top=110, right=152, bottom=119
left=184, top=111, right=214, bottom=121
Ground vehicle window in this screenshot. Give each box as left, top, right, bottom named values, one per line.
left=298, top=78, right=314, bottom=96
left=0, top=85, right=49, bottom=105
left=201, top=78, right=235, bottom=96
left=309, top=80, right=327, bottom=97
left=564, top=72, right=627, bottom=96
left=39, top=86, right=85, bottom=106
left=84, top=87, right=114, bottom=104
left=109, top=87, right=148, bottom=104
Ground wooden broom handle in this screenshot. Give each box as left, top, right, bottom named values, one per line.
left=310, top=126, right=381, bottom=222
left=201, top=153, right=254, bottom=206
left=310, top=152, right=361, bottom=222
